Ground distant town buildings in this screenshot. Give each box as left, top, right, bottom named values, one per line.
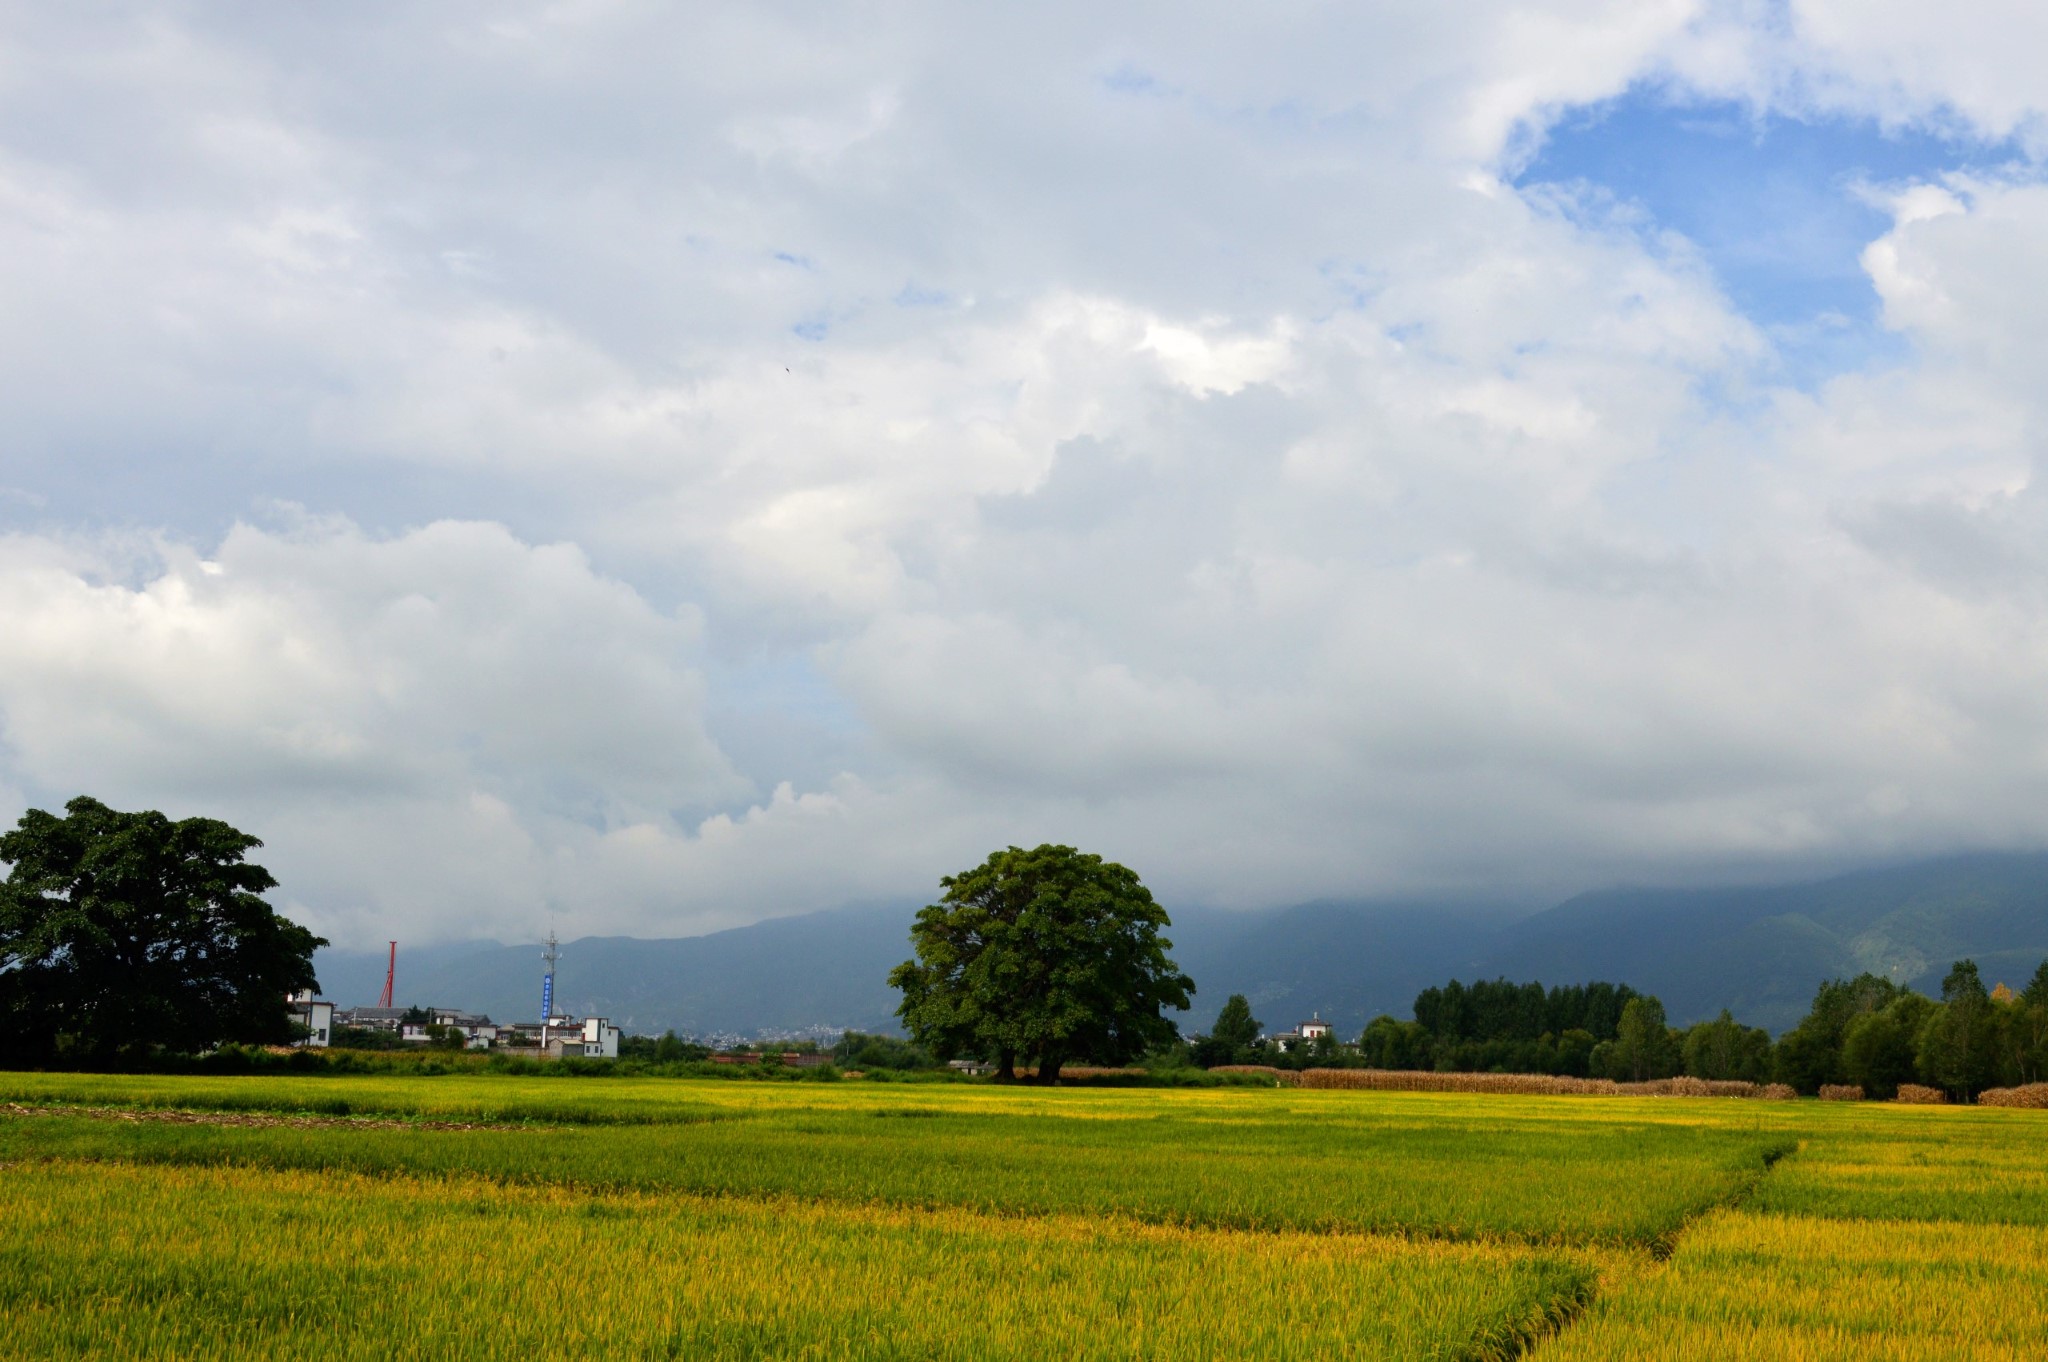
left=322, top=1004, right=622, bottom=1057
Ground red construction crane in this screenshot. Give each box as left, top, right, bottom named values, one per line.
left=377, top=941, right=396, bottom=1009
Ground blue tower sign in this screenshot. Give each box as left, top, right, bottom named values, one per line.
left=540, top=931, right=560, bottom=1023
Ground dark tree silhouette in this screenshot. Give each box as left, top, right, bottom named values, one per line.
left=0, top=796, right=324, bottom=1063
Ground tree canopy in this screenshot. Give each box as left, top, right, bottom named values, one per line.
left=888, top=844, right=1193, bottom=1082
left=0, top=796, right=325, bottom=1064
left=1191, top=993, right=1261, bottom=1068
left=1918, top=959, right=1997, bottom=1098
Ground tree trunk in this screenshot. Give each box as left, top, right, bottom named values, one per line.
left=996, top=1049, right=1016, bottom=1082
left=1036, top=1051, right=1064, bottom=1085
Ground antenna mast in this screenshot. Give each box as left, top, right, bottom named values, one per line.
left=377, top=941, right=396, bottom=1009
left=539, top=931, right=560, bottom=1048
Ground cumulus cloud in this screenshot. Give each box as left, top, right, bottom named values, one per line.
left=3, top=4, right=2048, bottom=942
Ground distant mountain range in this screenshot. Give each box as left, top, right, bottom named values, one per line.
left=312, top=852, right=2048, bottom=1038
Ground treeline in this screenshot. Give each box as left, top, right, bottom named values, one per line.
left=1362, top=985, right=1769, bottom=1083
left=1773, top=961, right=2048, bottom=1099
left=1187, top=957, right=2048, bottom=1099
left=1381, top=979, right=1668, bottom=1077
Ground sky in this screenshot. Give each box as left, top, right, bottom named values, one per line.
left=5, top=2, right=2048, bottom=947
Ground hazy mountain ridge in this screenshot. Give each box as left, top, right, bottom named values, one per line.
left=312, top=853, right=2048, bottom=1038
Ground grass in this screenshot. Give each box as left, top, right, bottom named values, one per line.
left=3, top=1073, right=2045, bottom=1358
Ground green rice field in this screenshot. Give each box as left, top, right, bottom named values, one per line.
left=2, top=1073, right=2042, bottom=1358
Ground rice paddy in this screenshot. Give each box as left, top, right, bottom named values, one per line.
left=1, top=1073, right=2042, bottom=1358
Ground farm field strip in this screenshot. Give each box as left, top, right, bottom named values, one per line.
left=0, top=1070, right=745, bottom=1125
left=0, top=1157, right=1597, bottom=1362
left=1530, top=1210, right=2048, bottom=1361
left=8, top=1076, right=2046, bottom=1359
left=0, top=1089, right=1792, bottom=1246
left=1747, top=1110, right=2048, bottom=1226
left=0, top=1068, right=1868, bottom=1127
left=1527, top=1104, right=2048, bottom=1359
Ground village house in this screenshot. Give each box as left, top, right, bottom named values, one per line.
left=543, top=1016, right=621, bottom=1060
left=1267, top=1013, right=1335, bottom=1052
left=286, top=990, right=334, bottom=1048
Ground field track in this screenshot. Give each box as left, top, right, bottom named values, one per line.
left=2, top=1074, right=2042, bottom=1359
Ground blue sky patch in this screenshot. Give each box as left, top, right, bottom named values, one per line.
left=1519, top=87, right=2027, bottom=381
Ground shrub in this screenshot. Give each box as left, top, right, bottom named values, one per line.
left=1893, top=1083, right=1947, bottom=1105
left=1209, top=1065, right=1299, bottom=1086
left=1818, top=1084, right=1864, bottom=1102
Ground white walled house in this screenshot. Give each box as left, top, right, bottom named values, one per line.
left=544, top=1017, right=620, bottom=1060
left=1268, top=1013, right=1335, bottom=1052
left=286, top=991, right=334, bottom=1048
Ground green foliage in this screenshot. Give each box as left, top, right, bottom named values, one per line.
left=1357, top=1015, right=1433, bottom=1071
left=2010, top=961, right=2048, bottom=1085
left=1554, top=1028, right=1598, bottom=1078
left=830, top=1031, right=934, bottom=1071
left=1403, top=978, right=1650, bottom=1076
left=1210, top=994, right=1261, bottom=1051
left=1607, top=997, right=1679, bottom=1082
left=1771, top=972, right=1909, bottom=1093
left=1680, top=1010, right=1772, bottom=1083
left=1916, top=959, right=1999, bottom=1098
left=1413, top=979, right=1640, bottom=1045
left=2024, top=959, right=2048, bottom=1010
left=1191, top=994, right=1262, bottom=1067
left=617, top=1031, right=712, bottom=1063
left=889, top=844, right=1193, bottom=1082
left=0, top=796, right=325, bottom=1064
left=330, top=1026, right=405, bottom=1052
left=1838, top=994, right=1932, bottom=1100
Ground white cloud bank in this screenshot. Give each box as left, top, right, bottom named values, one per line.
left=3, top=3, right=2048, bottom=943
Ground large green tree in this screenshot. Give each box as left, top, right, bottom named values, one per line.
left=1916, top=959, right=1998, bottom=1099
left=888, top=844, right=1193, bottom=1083
left=1680, top=1009, right=1772, bottom=1083
left=0, top=796, right=325, bottom=1064
left=1608, top=995, right=1679, bottom=1082
left=1191, top=993, right=1261, bottom=1067
left=1839, top=994, right=1933, bottom=1100
left=2014, top=959, right=2048, bottom=1085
